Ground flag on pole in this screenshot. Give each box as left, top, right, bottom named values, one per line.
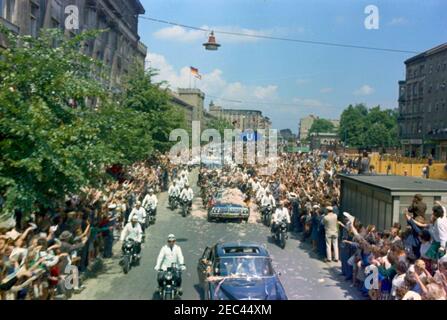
left=190, top=66, right=202, bottom=79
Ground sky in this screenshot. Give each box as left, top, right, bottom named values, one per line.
left=137, top=0, right=447, bottom=133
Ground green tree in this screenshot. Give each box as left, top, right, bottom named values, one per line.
left=118, top=66, right=187, bottom=154
left=308, top=118, right=335, bottom=135
left=0, top=28, right=115, bottom=215
left=207, top=118, right=235, bottom=137
left=339, top=104, right=399, bottom=148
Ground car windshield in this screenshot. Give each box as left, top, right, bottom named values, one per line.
left=214, top=256, right=274, bottom=278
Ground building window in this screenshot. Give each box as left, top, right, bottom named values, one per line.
left=51, top=0, right=62, bottom=20
left=30, top=2, right=39, bottom=37
left=419, top=64, right=425, bottom=75
left=51, top=18, right=59, bottom=28
left=4, top=0, right=15, bottom=21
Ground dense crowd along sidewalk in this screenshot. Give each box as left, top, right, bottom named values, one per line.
left=0, top=151, right=446, bottom=300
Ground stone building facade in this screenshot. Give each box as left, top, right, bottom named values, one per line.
left=298, top=115, right=339, bottom=142
left=208, top=102, right=271, bottom=132
left=398, top=43, right=447, bottom=160
left=0, top=0, right=147, bottom=91
left=168, top=88, right=216, bottom=132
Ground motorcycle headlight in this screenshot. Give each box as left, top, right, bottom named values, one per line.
left=165, top=273, right=173, bottom=281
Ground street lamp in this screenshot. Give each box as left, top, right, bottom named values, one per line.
left=203, top=31, right=221, bottom=51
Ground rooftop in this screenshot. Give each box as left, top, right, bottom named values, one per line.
left=339, top=174, right=447, bottom=193
left=405, top=43, right=447, bottom=65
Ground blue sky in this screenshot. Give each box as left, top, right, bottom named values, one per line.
left=138, top=0, right=446, bottom=132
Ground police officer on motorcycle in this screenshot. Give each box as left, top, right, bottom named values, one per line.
left=142, top=188, right=158, bottom=216
left=180, top=183, right=194, bottom=210
left=271, top=200, right=291, bottom=234
left=168, top=181, right=180, bottom=207
left=261, top=190, right=276, bottom=216
left=120, top=216, right=143, bottom=258
left=154, top=234, right=186, bottom=294
left=129, top=201, right=147, bottom=232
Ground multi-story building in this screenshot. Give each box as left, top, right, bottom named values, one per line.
left=398, top=43, right=447, bottom=160
left=279, top=129, right=297, bottom=141
left=298, top=115, right=339, bottom=142
left=309, top=132, right=340, bottom=152
left=208, top=102, right=271, bottom=132
left=168, top=88, right=215, bottom=132
left=0, top=0, right=147, bottom=91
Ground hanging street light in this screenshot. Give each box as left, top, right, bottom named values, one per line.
left=203, top=31, right=221, bottom=51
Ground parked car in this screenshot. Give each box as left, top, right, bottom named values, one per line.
left=197, top=242, right=287, bottom=300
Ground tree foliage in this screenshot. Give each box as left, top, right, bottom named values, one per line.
left=339, top=104, right=399, bottom=148
left=308, top=118, right=335, bottom=135
left=207, top=117, right=235, bottom=137
left=0, top=27, right=186, bottom=216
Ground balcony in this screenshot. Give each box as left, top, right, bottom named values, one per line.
left=0, top=17, right=20, bottom=48
left=0, top=16, right=20, bottom=34
left=397, top=114, right=423, bottom=121
left=427, top=128, right=447, bottom=141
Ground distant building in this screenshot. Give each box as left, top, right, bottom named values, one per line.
left=309, top=132, right=340, bottom=151
left=208, top=102, right=271, bottom=132
left=398, top=43, right=447, bottom=160
left=168, top=88, right=214, bottom=131
left=298, top=115, right=339, bottom=142
left=279, top=129, right=297, bottom=141
left=0, top=0, right=147, bottom=91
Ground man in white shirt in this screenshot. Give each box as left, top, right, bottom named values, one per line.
left=261, top=190, right=276, bottom=213
left=271, top=201, right=291, bottom=234
left=432, top=204, right=447, bottom=254
left=142, top=189, right=158, bottom=215
left=154, top=234, right=186, bottom=293
left=180, top=184, right=194, bottom=208
left=176, top=176, right=185, bottom=190
left=120, top=216, right=143, bottom=257
left=128, top=201, right=146, bottom=231
left=256, top=184, right=267, bottom=202
left=251, top=178, right=260, bottom=195
left=168, top=181, right=180, bottom=198
left=180, top=172, right=189, bottom=188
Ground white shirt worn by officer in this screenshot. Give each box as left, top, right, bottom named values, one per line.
left=154, top=244, right=185, bottom=271
left=120, top=222, right=143, bottom=243
left=261, top=194, right=276, bottom=208
left=180, top=187, right=194, bottom=202
left=176, top=178, right=185, bottom=190
left=168, top=184, right=180, bottom=197
left=129, top=206, right=146, bottom=224
left=272, top=207, right=291, bottom=224
left=256, top=186, right=267, bottom=201
left=142, top=193, right=158, bottom=210
left=252, top=180, right=260, bottom=193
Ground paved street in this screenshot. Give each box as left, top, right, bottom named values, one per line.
left=73, top=171, right=361, bottom=300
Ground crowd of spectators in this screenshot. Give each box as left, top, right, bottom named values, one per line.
left=272, top=152, right=447, bottom=300
left=0, top=154, right=173, bottom=300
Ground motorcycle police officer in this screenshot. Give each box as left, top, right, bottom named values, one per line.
left=154, top=234, right=186, bottom=294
